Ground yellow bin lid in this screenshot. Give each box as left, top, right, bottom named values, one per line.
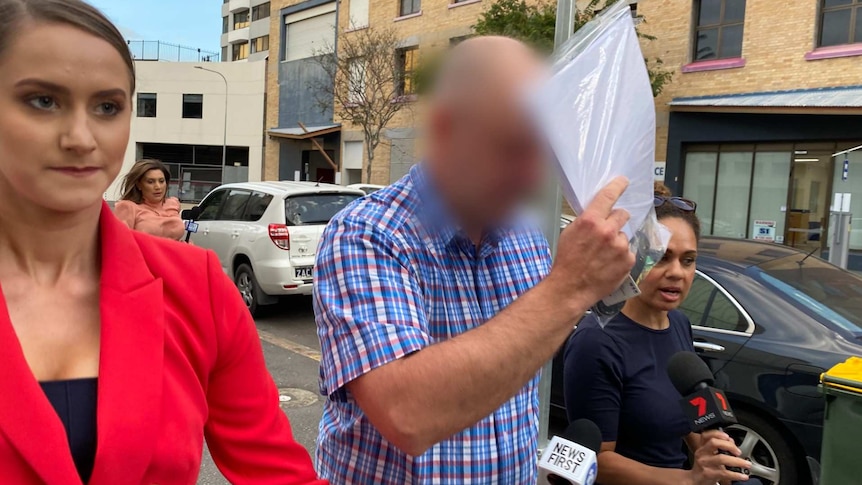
left=822, top=357, right=862, bottom=394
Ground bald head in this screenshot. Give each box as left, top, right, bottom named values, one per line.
left=425, top=36, right=549, bottom=233
left=433, top=36, right=546, bottom=111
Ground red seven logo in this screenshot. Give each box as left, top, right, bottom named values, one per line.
left=689, top=397, right=707, bottom=417
left=715, top=392, right=728, bottom=411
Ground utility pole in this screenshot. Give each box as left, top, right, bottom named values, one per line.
left=195, top=66, right=229, bottom=185
left=536, top=0, right=577, bottom=450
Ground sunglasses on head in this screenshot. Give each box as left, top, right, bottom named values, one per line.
left=654, top=196, right=697, bottom=212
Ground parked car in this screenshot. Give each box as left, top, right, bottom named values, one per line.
left=186, top=181, right=364, bottom=315
left=552, top=237, right=862, bottom=485
left=347, top=183, right=385, bottom=195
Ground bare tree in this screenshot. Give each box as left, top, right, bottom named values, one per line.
left=313, top=26, right=413, bottom=184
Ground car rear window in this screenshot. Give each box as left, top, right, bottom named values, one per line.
left=284, top=193, right=360, bottom=226
left=757, top=255, right=862, bottom=334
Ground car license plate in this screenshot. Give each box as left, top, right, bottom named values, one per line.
left=295, top=266, right=313, bottom=279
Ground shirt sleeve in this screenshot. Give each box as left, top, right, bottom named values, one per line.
left=314, top=215, right=431, bottom=398
left=563, top=322, right=626, bottom=443
left=203, top=251, right=327, bottom=485
left=113, top=201, right=137, bottom=229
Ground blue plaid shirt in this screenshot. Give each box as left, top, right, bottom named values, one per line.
left=313, top=164, right=552, bottom=484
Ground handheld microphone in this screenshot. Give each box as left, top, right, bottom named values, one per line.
left=538, top=419, right=602, bottom=485
left=667, top=351, right=749, bottom=476
left=181, top=207, right=202, bottom=243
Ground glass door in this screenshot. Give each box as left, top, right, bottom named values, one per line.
left=786, top=146, right=834, bottom=252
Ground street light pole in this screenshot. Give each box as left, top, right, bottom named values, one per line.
left=195, top=65, right=228, bottom=185
left=536, top=0, right=577, bottom=450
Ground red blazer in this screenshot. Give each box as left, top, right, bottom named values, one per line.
left=0, top=204, right=327, bottom=485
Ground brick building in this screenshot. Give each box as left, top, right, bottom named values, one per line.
left=637, top=0, right=862, bottom=262
left=263, top=0, right=341, bottom=183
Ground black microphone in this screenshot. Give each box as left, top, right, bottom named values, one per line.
left=181, top=207, right=202, bottom=243
left=667, top=351, right=749, bottom=476
left=538, top=419, right=602, bottom=485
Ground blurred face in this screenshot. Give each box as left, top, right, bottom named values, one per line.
left=429, top=54, right=547, bottom=228
left=0, top=22, right=132, bottom=213
left=635, top=217, right=698, bottom=312
left=137, top=169, right=167, bottom=204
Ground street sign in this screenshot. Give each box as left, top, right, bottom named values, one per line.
left=843, top=156, right=849, bottom=181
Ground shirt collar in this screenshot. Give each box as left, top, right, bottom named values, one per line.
left=409, top=163, right=510, bottom=259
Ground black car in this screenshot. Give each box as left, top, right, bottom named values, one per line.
left=552, top=237, right=862, bottom=485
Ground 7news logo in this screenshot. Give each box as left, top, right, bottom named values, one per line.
left=689, top=391, right=729, bottom=417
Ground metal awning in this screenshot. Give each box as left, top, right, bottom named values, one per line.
left=670, top=85, right=862, bottom=114
left=268, top=124, right=341, bottom=140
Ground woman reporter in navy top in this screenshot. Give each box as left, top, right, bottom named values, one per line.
left=563, top=186, right=757, bottom=485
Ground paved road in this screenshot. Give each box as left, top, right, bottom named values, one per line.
left=197, top=296, right=323, bottom=484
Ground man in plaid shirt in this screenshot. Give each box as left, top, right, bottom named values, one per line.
left=314, top=36, right=635, bottom=483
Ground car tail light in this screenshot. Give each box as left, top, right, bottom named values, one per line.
left=268, top=224, right=290, bottom=250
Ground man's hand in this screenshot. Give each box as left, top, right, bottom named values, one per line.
left=547, top=177, right=636, bottom=312
left=689, top=430, right=751, bottom=485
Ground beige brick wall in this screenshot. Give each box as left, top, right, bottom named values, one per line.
left=636, top=0, right=862, bottom=160
left=339, top=0, right=486, bottom=184
left=262, top=0, right=295, bottom=181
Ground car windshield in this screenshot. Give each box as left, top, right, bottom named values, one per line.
left=284, top=193, right=360, bottom=226
left=757, top=255, right=862, bottom=335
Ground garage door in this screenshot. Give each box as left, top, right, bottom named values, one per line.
left=285, top=10, right=336, bottom=62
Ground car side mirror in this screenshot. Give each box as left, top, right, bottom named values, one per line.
left=182, top=207, right=202, bottom=220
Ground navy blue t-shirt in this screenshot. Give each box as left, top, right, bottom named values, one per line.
left=563, top=309, right=695, bottom=469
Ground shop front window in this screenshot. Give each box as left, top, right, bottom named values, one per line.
left=683, top=142, right=862, bottom=253
left=831, top=146, right=862, bottom=250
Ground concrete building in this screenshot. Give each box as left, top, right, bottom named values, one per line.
left=637, top=0, right=862, bottom=266
left=107, top=60, right=266, bottom=203
left=263, top=0, right=340, bottom=183
left=222, top=0, right=272, bottom=62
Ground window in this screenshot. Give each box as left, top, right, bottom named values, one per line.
left=221, top=46, right=228, bottom=62
left=396, top=47, right=418, bottom=96
left=197, top=190, right=227, bottom=221
left=182, top=94, right=203, bottom=119
left=284, top=194, right=361, bottom=225
left=680, top=274, right=750, bottom=333
left=136, top=93, right=157, bottom=118
left=243, top=192, right=274, bottom=221
left=348, top=58, right=366, bottom=103
left=693, top=0, right=746, bottom=61
left=251, top=35, right=269, bottom=54
left=348, top=0, right=369, bottom=28
left=222, top=16, right=229, bottom=34
left=819, top=0, right=862, bottom=46
left=233, top=9, right=250, bottom=30
left=232, top=42, right=249, bottom=61
left=221, top=190, right=252, bottom=220
left=400, top=0, right=420, bottom=16
left=252, top=2, right=271, bottom=21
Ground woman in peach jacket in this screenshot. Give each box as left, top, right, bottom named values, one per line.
left=114, top=159, right=186, bottom=240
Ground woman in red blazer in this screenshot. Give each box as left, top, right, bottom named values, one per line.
left=0, top=1, right=327, bottom=484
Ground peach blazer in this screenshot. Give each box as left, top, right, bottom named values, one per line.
left=114, top=197, right=186, bottom=240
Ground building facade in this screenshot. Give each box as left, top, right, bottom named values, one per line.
left=638, top=0, right=862, bottom=265
left=222, top=0, right=272, bottom=62
left=107, top=60, right=266, bottom=203
left=263, top=0, right=340, bottom=183
left=339, top=0, right=485, bottom=185
left=261, top=0, right=486, bottom=185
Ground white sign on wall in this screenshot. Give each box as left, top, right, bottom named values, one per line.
left=753, top=220, right=777, bottom=241
left=654, top=161, right=666, bottom=182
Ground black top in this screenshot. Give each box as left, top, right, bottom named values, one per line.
left=563, top=310, right=695, bottom=469
left=40, top=378, right=98, bottom=483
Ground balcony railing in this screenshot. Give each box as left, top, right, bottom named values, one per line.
left=127, top=40, right=220, bottom=63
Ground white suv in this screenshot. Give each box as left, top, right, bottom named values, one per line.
left=188, top=181, right=364, bottom=315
